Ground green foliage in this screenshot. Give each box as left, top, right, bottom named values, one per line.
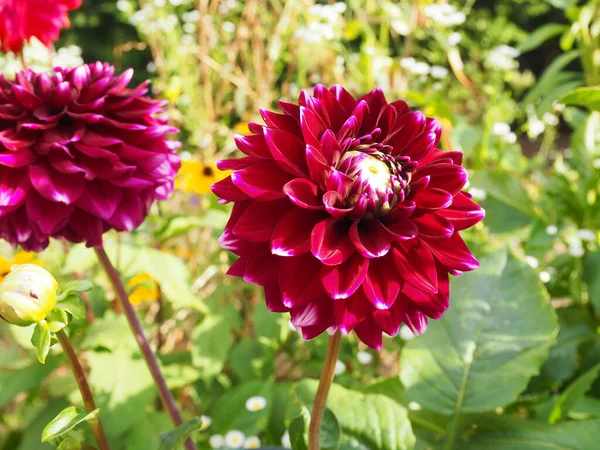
left=41, top=406, right=99, bottom=442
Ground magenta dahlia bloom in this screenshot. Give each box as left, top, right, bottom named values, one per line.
left=0, top=63, right=180, bottom=251
left=213, top=86, right=484, bottom=349
left=0, top=0, right=82, bottom=54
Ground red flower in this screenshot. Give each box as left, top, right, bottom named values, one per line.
left=0, top=0, right=82, bottom=54
left=0, top=63, right=180, bottom=251
left=213, top=86, right=484, bottom=349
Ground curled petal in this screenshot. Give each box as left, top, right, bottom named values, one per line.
left=283, top=178, right=324, bottom=210
left=271, top=208, right=324, bottom=256
left=311, top=218, right=354, bottom=265
left=349, top=219, right=391, bottom=258
left=321, top=253, right=369, bottom=299
left=231, top=162, right=293, bottom=201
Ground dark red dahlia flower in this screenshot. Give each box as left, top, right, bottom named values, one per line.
left=0, top=63, right=180, bottom=251
left=213, top=86, right=484, bottom=349
left=0, top=0, right=82, bottom=54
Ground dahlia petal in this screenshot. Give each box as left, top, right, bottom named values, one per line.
left=325, top=169, right=354, bottom=197
left=414, top=163, right=467, bottom=196
left=291, top=299, right=330, bottom=328
left=76, top=181, right=122, bottom=220
left=12, top=86, right=43, bottom=110
left=264, top=284, right=289, bottom=312
left=425, top=232, right=480, bottom=272
left=271, top=208, right=324, bottom=256
left=244, top=244, right=280, bottom=285
left=227, top=257, right=247, bottom=277
left=277, top=101, right=301, bottom=119
left=264, top=127, right=308, bottom=176
left=280, top=254, right=324, bottom=308
left=383, top=218, right=418, bottom=241
left=373, top=299, right=408, bottom=336
left=211, top=175, right=251, bottom=203
left=376, top=104, right=398, bottom=141
left=283, top=178, right=324, bottom=210
left=412, top=188, right=453, bottom=210
left=403, top=263, right=449, bottom=319
left=420, top=149, right=463, bottom=166
left=355, top=317, right=383, bottom=350
left=334, top=289, right=372, bottom=334
left=358, top=88, right=387, bottom=134
left=323, top=191, right=354, bottom=220
left=300, top=106, right=327, bottom=148
left=403, top=131, right=437, bottom=161
left=438, top=192, right=485, bottom=230
left=233, top=199, right=290, bottom=242
left=67, top=209, right=104, bottom=247
left=311, top=218, right=355, bottom=265
left=320, top=129, right=343, bottom=166
left=260, top=108, right=302, bottom=135
left=107, top=192, right=145, bottom=231
left=217, top=156, right=262, bottom=171
left=330, top=84, right=358, bottom=116
left=25, top=192, right=74, bottom=234
left=306, top=145, right=332, bottom=186
left=321, top=253, right=369, bottom=299
left=404, top=309, right=428, bottom=335
left=0, top=168, right=29, bottom=208
left=413, top=214, right=454, bottom=239
left=0, top=147, right=38, bottom=167
left=29, top=163, right=85, bottom=204
left=389, top=111, right=426, bottom=154
left=393, top=242, right=438, bottom=294
left=349, top=219, right=392, bottom=258
left=231, top=162, right=293, bottom=201
left=363, top=255, right=401, bottom=309
left=390, top=100, right=410, bottom=115
left=313, top=85, right=347, bottom=131
left=297, top=316, right=334, bottom=340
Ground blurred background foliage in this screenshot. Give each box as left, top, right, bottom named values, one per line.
left=2, top=0, right=600, bottom=449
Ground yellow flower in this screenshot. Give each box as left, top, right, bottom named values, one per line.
left=175, top=161, right=231, bottom=195
left=127, top=272, right=160, bottom=306
left=233, top=122, right=251, bottom=135
left=0, top=252, right=42, bottom=283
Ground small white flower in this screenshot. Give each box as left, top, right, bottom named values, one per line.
left=492, top=122, right=511, bottom=136
left=546, top=225, right=558, bottom=235
left=408, top=401, right=422, bottom=410
left=430, top=65, right=449, bottom=79
left=221, top=21, right=236, bottom=33
left=524, top=256, right=539, bottom=269
left=577, top=229, right=596, bottom=242
left=528, top=118, right=545, bottom=138
left=539, top=271, right=551, bottom=283
left=411, top=61, right=430, bottom=75
left=468, top=187, right=487, bottom=201
left=335, top=360, right=346, bottom=375
left=552, top=101, right=566, bottom=112
left=543, top=112, right=560, bottom=127
left=183, top=22, right=196, bottom=34
left=244, top=436, right=261, bottom=448
left=245, top=396, right=267, bottom=412
left=568, top=245, right=585, bottom=258
left=225, top=430, right=246, bottom=448
left=502, top=132, right=517, bottom=144
left=200, top=415, right=212, bottom=430
left=400, top=324, right=415, bottom=340
left=209, top=434, right=225, bottom=448
left=447, top=32, right=462, bottom=46
left=357, top=351, right=373, bottom=365
left=400, top=57, right=416, bottom=70
left=154, top=0, right=166, bottom=7
left=281, top=430, right=292, bottom=448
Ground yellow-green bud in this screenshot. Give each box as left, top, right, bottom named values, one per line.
left=0, top=264, right=58, bottom=327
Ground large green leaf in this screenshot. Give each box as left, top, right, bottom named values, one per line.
left=0, top=358, right=58, bottom=408
left=518, top=23, right=568, bottom=53
left=459, top=415, right=600, bottom=449
left=549, top=364, right=600, bottom=423
left=42, top=406, right=99, bottom=442
left=560, top=86, right=600, bottom=111
left=469, top=170, right=539, bottom=219
left=584, top=250, right=600, bottom=315
left=86, top=349, right=155, bottom=437
left=296, top=380, right=415, bottom=450
left=400, top=249, right=557, bottom=446
left=63, top=243, right=207, bottom=313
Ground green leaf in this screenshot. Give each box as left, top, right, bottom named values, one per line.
left=518, top=23, right=567, bottom=53
left=459, top=415, right=600, bottom=449
left=289, top=411, right=309, bottom=450
left=190, top=312, right=235, bottom=383
left=400, top=249, right=557, bottom=416
left=560, top=86, right=600, bottom=111
left=31, top=321, right=52, bottom=364
left=80, top=312, right=138, bottom=352
left=56, top=295, right=86, bottom=321
left=584, top=249, right=600, bottom=315
left=159, top=417, right=206, bottom=450
left=57, top=280, right=94, bottom=301
left=210, top=380, right=273, bottom=436
left=287, top=407, right=341, bottom=450
left=0, top=359, right=58, bottom=408
left=296, top=380, right=415, bottom=450
left=46, top=309, right=69, bottom=333
left=17, top=399, right=70, bottom=450
left=86, top=349, right=155, bottom=437
left=470, top=170, right=539, bottom=218
left=126, top=412, right=172, bottom=450
left=41, top=406, right=100, bottom=442
left=155, top=211, right=229, bottom=241
left=524, top=50, right=581, bottom=105
left=56, top=435, right=84, bottom=450
left=549, top=364, right=600, bottom=423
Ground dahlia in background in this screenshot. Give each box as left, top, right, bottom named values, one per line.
left=0, top=62, right=181, bottom=251
left=213, top=85, right=484, bottom=349
left=0, top=0, right=82, bottom=54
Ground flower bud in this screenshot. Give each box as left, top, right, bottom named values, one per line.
left=0, top=264, right=58, bottom=327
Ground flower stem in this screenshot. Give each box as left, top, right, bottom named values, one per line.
left=94, top=247, right=197, bottom=450
left=308, top=330, right=342, bottom=450
left=56, top=330, right=110, bottom=450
